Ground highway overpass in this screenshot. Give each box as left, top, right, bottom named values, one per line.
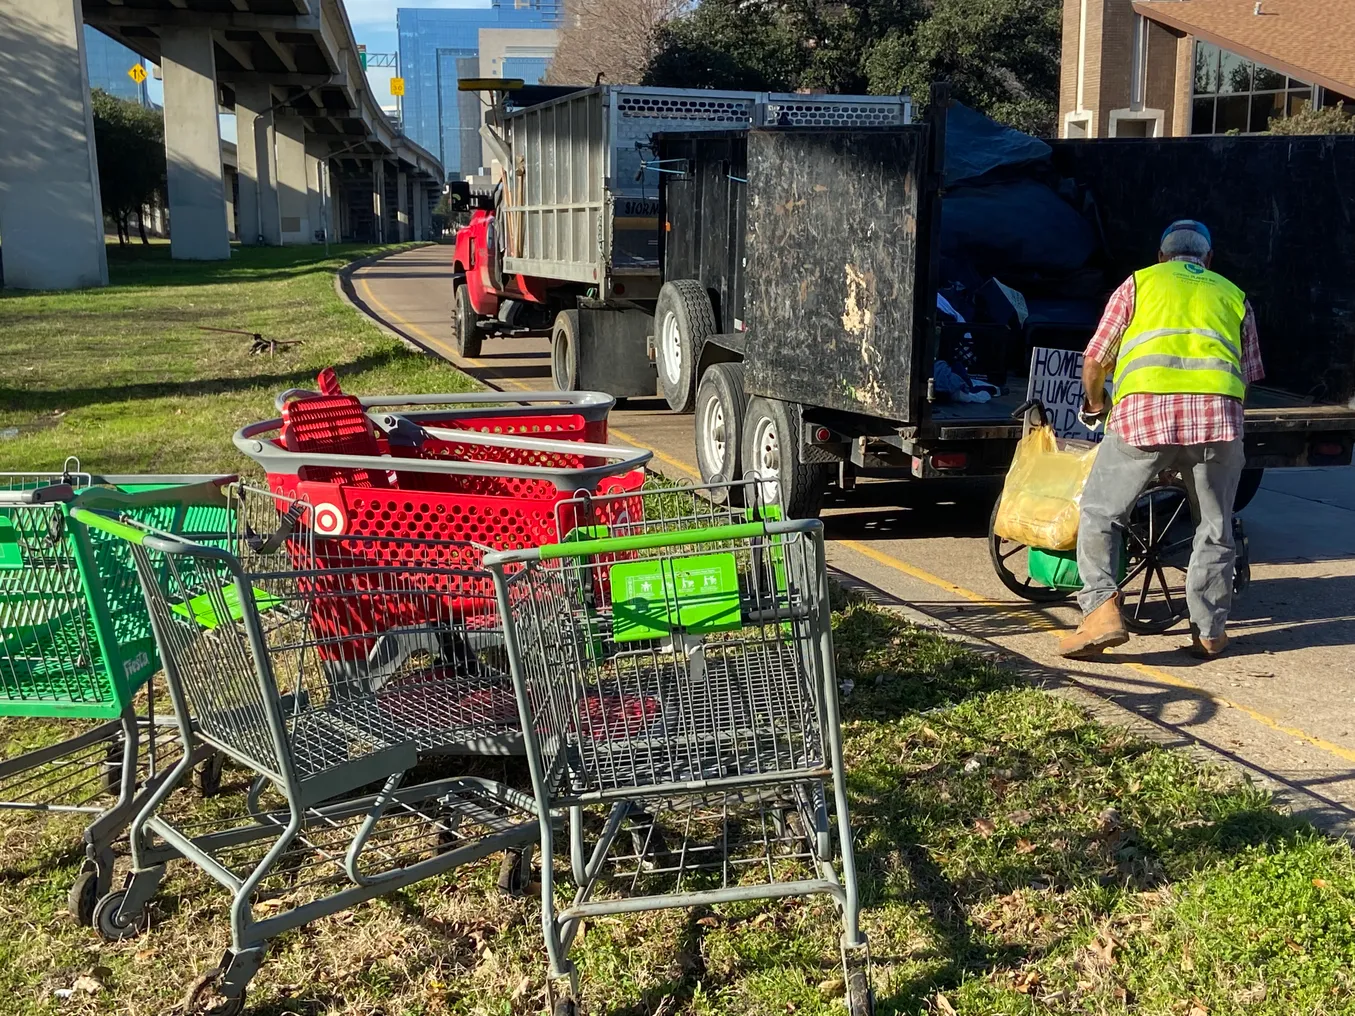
left=0, top=0, right=445, bottom=289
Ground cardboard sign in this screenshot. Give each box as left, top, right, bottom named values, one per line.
left=1026, top=347, right=1109, bottom=442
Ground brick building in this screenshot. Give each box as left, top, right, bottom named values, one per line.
left=1059, top=0, right=1355, bottom=138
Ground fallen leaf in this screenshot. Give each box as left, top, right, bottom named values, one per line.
left=511, top=975, right=532, bottom=1000
left=70, top=975, right=103, bottom=996
left=963, top=757, right=984, bottom=774
left=1009, top=809, right=1033, bottom=826
left=1187, top=1000, right=1210, bottom=1016
left=751, top=912, right=774, bottom=927
left=1097, top=808, right=1123, bottom=833
left=974, top=818, right=997, bottom=838
left=1015, top=838, right=1037, bottom=854
left=1237, top=983, right=1267, bottom=1004
left=920, top=725, right=941, bottom=742
left=935, top=993, right=958, bottom=1016
left=1089, top=931, right=1118, bottom=967
left=818, top=977, right=845, bottom=997
left=697, top=916, right=721, bottom=928
left=1313, top=878, right=1330, bottom=888
left=1285, top=937, right=1305, bottom=954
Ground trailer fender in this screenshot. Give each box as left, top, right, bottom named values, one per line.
left=696, top=332, right=746, bottom=379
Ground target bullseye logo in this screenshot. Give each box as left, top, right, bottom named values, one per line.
left=312, top=502, right=345, bottom=535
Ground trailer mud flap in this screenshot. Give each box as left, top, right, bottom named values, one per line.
left=576, top=307, right=657, bottom=398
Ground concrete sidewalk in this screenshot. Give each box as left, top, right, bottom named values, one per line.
left=347, top=243, right=1355, bottom=833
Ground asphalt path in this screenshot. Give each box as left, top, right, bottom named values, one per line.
left=347, top=244, right=1355, bottom=830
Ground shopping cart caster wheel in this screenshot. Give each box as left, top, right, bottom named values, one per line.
left=101, top=743, right=124, bottom=796
left=497, top=848, right=530, bottom=896
left=182, top=969, right=246, bottom=1016
left=93, top=890, right=147, bottom=941
left=552, top=998, right=579, bottom=1016
left=67, top=870, right=99, bottom=925
left=845, top=969, right=874, bottom=1016
left=194, top=753, right=225, bottom=797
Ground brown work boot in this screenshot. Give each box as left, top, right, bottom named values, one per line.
left=1058, top=594, right=1129, bottom=659
left=1186, top=629, right=1229, bottom=659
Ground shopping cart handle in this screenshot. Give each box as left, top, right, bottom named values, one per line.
left=235, top=419, right=652, bottom=490
left=68, top=475, right=237, bottom=512
left=274, top=387, right=615, bottom=418
left=375, top=417, right=645, bottom=463
left=0, top=483, right=75, bottom=505
left=484, top=517, right=823, bottom=567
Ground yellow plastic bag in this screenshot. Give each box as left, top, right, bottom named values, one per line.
left=992, top=425, right=1099, bottom=551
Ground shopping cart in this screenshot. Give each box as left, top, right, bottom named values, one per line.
left=0, top=470, right=234, bottom=923
left=235, top=385, right=650, bottom=549
left=484, top=479, right=873, bottom=1016
left=72, top=496, right=539, bottom=1016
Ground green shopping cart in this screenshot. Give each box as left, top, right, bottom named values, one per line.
left=0, top=468, right=234, bottom=924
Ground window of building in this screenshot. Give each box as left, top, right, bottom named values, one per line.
left=1191, top=41, right=1316, bottom=134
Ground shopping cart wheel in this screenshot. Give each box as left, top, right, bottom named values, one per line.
left=92, top=890, right=148, bottom=941
left=67, top=869, right=100, bottom=925
left=182, top=968, right=246, bottom=1016
left=194, top=753, right=225, bottom=797
left=552, top=998, right=579, bottom=1016
left=497, top=848, right=532, bottom=896
left=101, top=741, right=124, bottom=796
left=846, top=968, right=874, bottom=1016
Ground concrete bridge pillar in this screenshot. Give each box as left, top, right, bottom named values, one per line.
left=234, top=83, right=280, bottom=246
left=412, top=182, right=428, bottom=241
left=275, top=116, right=310, bottom=244
left=306, top=151, right=325, bottom=243
left=160, top=26, right=230, bottom=260
left=396, top=169, right=411, bottom=241
left=372, top=159, right=386, bottom=243
left=0, top=0, right=108, bottom=289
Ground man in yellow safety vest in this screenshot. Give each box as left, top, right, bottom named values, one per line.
left=1058, top=220, right=1264, bottom=661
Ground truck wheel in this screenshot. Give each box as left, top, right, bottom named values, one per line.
left=741, top=396, right=829, bottom=519
left=695, top=362, right=747, bottom=504
left=1233, top=468, right=1263, bottom=512
left=655, top=280, right=714, bottom=414
left=551, top=310, right=580, bottom=391
left=453, top=282, right=483, bottom=359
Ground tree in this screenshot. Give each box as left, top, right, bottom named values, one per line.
left=645, top=0, right=1062, bottom=136
left=1267, top=100, right=1355, bottom=135
left=545, top=0, right=690, bottom=86
left=90, top=89, right=166, bottom=245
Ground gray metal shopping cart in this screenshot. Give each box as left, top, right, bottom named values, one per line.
left=73, top=490, right=539, bottom=1016
left=0, top=470, right=234, bottom=923
left=485, top=480, right=873, bottom=1016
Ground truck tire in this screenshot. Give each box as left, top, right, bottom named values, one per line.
left=453, top=282, right=483, bottom=359
left=551, top=310, right=580, bottom=391
left=695, top=362, right=747, bottom=504
left=655, top=280, right=714, bottom=414
left=1233, top=467, right=1263, bottom=512
left=741, top=396, right=829, bottom=519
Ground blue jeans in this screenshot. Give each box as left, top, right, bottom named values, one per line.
left=1076, top=430, right=1244, bottom=639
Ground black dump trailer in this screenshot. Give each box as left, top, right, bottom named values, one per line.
left=656, top=102, right=1355, bottom=518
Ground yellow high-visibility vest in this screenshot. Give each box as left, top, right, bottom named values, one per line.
left=1112, top=260, right=1247, bottom=403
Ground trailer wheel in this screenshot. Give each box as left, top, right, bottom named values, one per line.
left=655, top=280, right=714, bottom=414
left=453, top=282, right=484, bottom=359
left=551, top=310, right=580, bottom=391
left=742, top=396, right=829, bottom=519
left=695, top=362, right=747, bottom=504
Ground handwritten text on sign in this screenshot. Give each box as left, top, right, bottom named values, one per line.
left=1026, top=347, right=1108, bottom=442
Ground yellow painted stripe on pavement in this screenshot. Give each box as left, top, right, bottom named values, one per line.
left=354, top=269, right=1355, bottom=768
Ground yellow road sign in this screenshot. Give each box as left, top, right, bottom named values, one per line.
left=389, top=77, right=405, bottom=97
left=128, top=63, right=147, bottom=84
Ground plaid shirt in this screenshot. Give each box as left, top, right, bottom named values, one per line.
left=1085, top=261, right=1264, bottom=447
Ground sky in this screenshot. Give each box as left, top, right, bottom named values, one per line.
left=346, top=0, right=491, bottom=110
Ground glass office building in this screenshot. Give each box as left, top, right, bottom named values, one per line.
left=398, top=1, right=560, bottom=179
left=85, top=25, right=150, bottom=105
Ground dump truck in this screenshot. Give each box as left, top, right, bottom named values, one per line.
left=449, top=84, right=910, bottom=400
left=656, top=92, right=1355, bottom=518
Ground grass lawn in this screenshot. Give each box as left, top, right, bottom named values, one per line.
left=0, top=243, right=476, bottom=476
left=3, top=244, right=1355, bottom=1015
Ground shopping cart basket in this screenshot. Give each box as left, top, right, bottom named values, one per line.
left=0, top=471, right=234, bottom=923
left=484, top=482, right=873, bottom=1016
left=235, top=386, right=650, bottom=549
left=73, top=501, right=538, bottom=1016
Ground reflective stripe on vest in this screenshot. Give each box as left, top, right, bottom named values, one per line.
left=1112, top=261, right=1247, bottom=403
